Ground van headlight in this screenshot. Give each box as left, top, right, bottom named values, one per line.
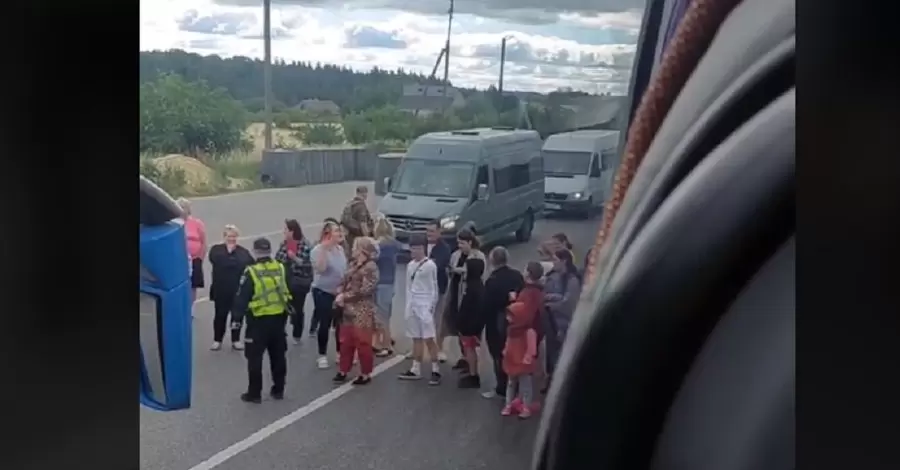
left=440, top=215, right=459, bottom=230
left=571, top=192, right=584, bottom=200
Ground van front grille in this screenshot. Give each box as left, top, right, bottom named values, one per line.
left=546, top=192, right=568, bottom=201
left=386, top=215, right=431, bottom=232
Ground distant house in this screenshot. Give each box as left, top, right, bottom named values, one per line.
left=398, top=84, right=466, bottom=117
left=295, top=99, right=340, bottom=115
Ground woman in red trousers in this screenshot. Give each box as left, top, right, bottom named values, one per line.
left=333, top=236, right=379, bottom=385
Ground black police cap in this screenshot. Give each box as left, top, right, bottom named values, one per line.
left=252, top=237, right=272, bottom=252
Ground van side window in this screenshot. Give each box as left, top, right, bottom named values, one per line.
left=600, top=149, right=616, bottom=171
left=511, top=160, right=530, bottom=188
left=590, top=152, right=603, bottom=177
left=493, top=163, right=512, bottom=193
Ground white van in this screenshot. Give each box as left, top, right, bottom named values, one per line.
left=541, top=129, right=620, bottom=218
left=379, top=127, right=544, bottom=248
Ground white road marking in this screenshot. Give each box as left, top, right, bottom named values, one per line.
left=186, top=354, right=407, bottom=470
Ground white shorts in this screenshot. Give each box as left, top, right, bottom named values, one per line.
left=405, top=315, right=436, bottom=340
left=405, top=301, right=436, bottom=339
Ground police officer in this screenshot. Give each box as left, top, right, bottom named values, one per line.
left=231, top=237, right=293, bottom=403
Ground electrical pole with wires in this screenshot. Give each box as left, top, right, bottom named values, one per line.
left=262, top=0, right=273, bottom=150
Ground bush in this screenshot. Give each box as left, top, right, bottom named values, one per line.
left=297, top=124, right=344, bottom=145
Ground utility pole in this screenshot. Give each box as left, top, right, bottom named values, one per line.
left=498, top=36, right=508, bottom=95
left=442, top=0, right=454, bottom=110
left=262, top=0, right=273, bottom=150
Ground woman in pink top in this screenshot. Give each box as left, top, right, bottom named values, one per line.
left=178, top=198, right=207, bottom=305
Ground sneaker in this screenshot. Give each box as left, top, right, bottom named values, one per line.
left=232, top=341, right=244, bottom=351
left=352, top=375, right=372, bottom=385
left=398, top=370, right=422, bottom=380
left=375, top=349, right=393, bottom=358
left=518, top=405, right=532, bottom=419
left=451, top=359, right=468, bottom=371
left=317, top=356, right=329, bottom=369
left=240, top=393, right=261, bottom=404
left=270, top=389, right=284, bottom=400
left=308, top=329, right=317, bottom=338
left=289, top=337, right=299, bottom=346
left=500, top=404, right=514, bottom=416
left=481, top=390, right=498, bottom=399
left=428, top=372, right=442, bottom=386
left=333, top=372, right=348, bottom=383
left=210, top=341, right=222, bottom=351
left=457, top=374, right=481, bottom=389
left=509, top=398, right=523, bottom=413
left=437, top=352, right=448, bottom=363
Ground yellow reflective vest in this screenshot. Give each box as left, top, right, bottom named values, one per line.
left=246, top=260, right=292, bottom=317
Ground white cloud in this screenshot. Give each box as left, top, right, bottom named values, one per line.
left=140, top=0, right=642, bottom=94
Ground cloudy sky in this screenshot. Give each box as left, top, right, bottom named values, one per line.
left=140, top=0, right=646, bottom=94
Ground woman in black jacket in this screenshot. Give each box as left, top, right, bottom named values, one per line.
left=455, top=257, right=486, bottom=389
left=207, top=224, right=254, bottom=351
left=275, top=219, right=315, bottom=344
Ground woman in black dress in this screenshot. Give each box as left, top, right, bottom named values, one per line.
left=207, top=224, right=254, bottom=351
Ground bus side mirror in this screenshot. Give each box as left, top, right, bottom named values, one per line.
left=383, top=176, right=391, bottom=191
left=476, top=183, right=488, bottom=201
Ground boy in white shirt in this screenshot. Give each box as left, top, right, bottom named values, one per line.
left=398, top=234, right=442, bottom=385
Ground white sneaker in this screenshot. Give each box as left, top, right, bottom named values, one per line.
left=232, top=341, right=244, bottom=351
left=317, top=356, right=329, bottom=369
left=210, top=341, right=222, bottom=351
left=437, top=352, right=448, bottom=363
left=481, top=390, right=497, bottom=399
left=289, top=337, right=299, bottom=346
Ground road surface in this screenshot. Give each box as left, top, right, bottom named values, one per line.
left=140, top=181, right=603, bottom=470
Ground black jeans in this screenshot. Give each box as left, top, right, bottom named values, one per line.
left=484, top=312, right=508, bottom=395
left=288, top=284, right=310, bottom=339
left=244, top=314, right=288, bottom=398
left=213, top=295, right=242, bottom=343
left=312, top=288, right=338, bottom=356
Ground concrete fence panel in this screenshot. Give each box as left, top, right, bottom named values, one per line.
left=261, top=146, right=386, bottom=188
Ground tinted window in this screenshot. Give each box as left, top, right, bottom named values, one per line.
left=601, top=149, right=617, bottom=170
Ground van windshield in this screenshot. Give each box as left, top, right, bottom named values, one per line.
left=543, top=150, right=592, bottom=176
left=392, top=159, right=474, bottom=198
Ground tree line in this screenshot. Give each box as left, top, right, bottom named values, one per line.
left=139, top=49, right=609, bottom=157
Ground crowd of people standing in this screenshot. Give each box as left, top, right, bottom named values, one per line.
left=179, top=185, right=586, bottom=417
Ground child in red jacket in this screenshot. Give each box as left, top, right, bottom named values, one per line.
left=501, top=262, right=544, bottom=418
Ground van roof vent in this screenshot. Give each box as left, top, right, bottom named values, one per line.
left=451, top=130, right=480, bottom=136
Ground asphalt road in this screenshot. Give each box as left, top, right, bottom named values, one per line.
left=140, top=181, right=602, bottom=470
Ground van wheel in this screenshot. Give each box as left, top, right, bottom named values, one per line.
left=515, top=211, right=534, bottom=243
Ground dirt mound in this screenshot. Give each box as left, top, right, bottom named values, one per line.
left=150, top=154, right=253, bottom=194
left=153, top=154, right=216, bottom=188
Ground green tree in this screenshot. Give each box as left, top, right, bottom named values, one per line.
left=140, top=73, right=248, bottom=158
left=342, top=112, right=377, bottom=144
